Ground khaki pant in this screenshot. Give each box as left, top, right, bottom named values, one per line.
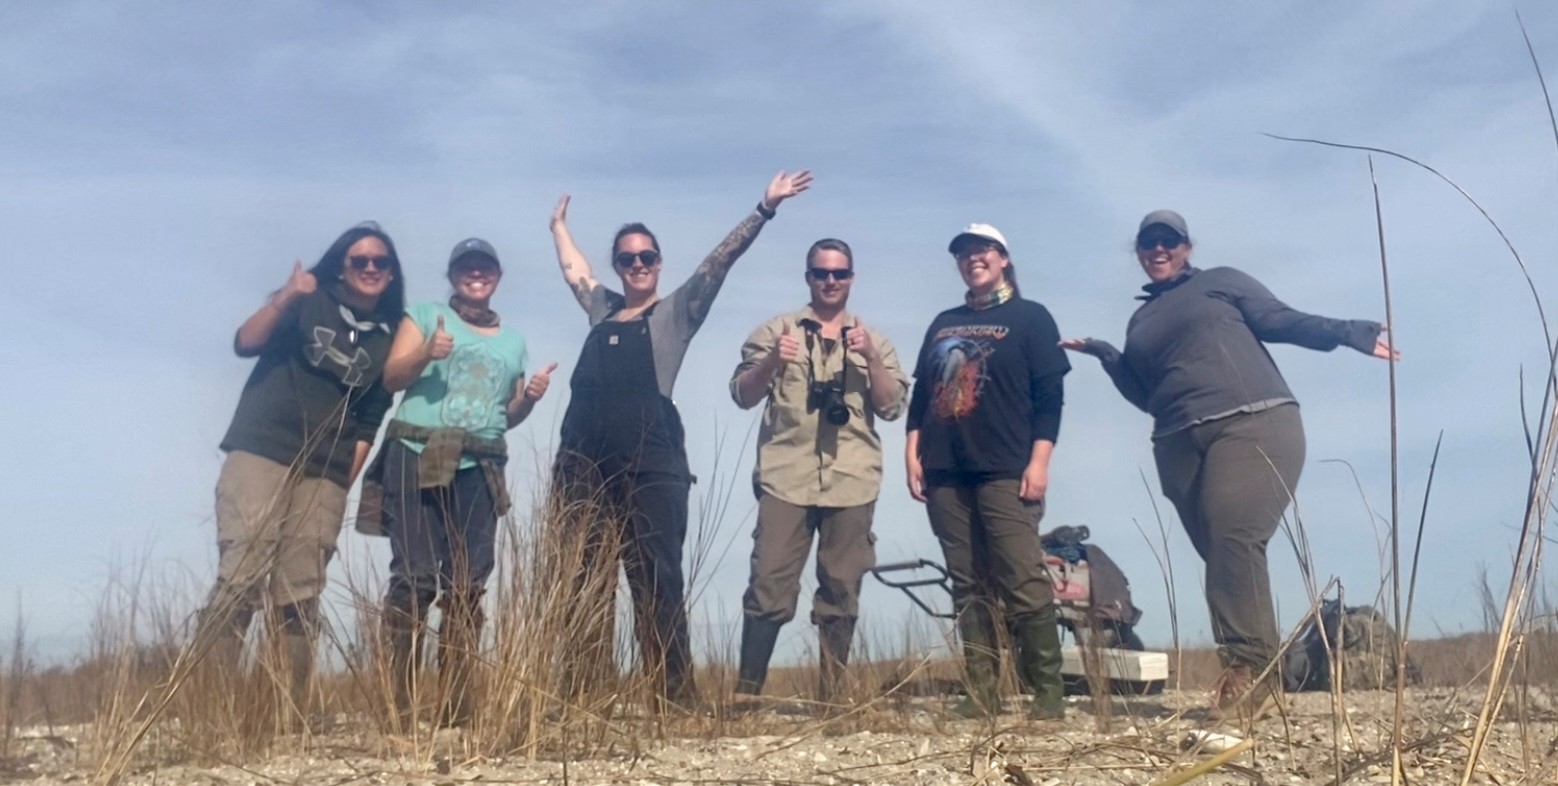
left=204, top=450, right=348, bottom=622
left=742, top=495, right=876, bottom=625
left=926, top=478, right=1053, bottom=620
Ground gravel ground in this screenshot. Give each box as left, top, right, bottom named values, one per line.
left=4, top=688, right=1554, bottom=786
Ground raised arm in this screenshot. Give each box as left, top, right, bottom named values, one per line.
left=1060, top=338, right=1152, bottom=413
left=550, top=195, right=604, bottom=314
left=234, top=261, right=314, bottom=356
left=678, top=171, right=813, bottom=326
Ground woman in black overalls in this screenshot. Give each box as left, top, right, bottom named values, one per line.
left=547, top=171, right=812, bottom=707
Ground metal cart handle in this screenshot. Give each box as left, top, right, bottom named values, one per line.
left=870, top=559, right=950, bottom=588
left=870, top=559, right=957, bottom=620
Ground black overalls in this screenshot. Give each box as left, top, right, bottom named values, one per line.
left=555, top=304, right=695, bottom=702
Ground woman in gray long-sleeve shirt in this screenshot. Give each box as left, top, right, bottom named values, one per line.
left=1062, top=210, right=1396, bottom=725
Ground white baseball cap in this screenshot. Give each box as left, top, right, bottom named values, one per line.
left=948, top=223, right=1010, bottom=255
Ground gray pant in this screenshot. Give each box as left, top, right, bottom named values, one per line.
left=926, top=478, right=1053, bottom=620
left=1153, top=404, right=1305, bottom=669
left=742, top=495, right=876, bottom=625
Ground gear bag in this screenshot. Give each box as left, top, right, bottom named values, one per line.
left=1283, top=598, right=1422, bottom=692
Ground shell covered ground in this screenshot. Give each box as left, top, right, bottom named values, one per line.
left=5, top=688, right=1556, bottom=786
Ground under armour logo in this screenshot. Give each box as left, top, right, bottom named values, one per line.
left=306, top=326, right=373, bottom=386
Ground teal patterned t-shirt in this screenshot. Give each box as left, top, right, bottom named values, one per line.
left=392, top=301, right=528, bottom=469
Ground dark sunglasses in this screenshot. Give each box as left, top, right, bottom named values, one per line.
left=953, top=241, right=1000, bottom=261
left=807, top=267, right=855, bottom=282
left=452, top=261, right=500, bottom=277
left=613, top=250, right=661, bottom=269
left=347, top=254, right=392, bottom=271
left=1136, top=232, right=1185, bottom=251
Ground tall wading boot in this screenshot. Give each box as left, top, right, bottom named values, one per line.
left=1014, top=606, right=1066, bottom=720
left=816, top=617, right=856, bottom=706
left=735, top=617, right=783, bottom=696
left=383, top=602, right=423, bottom=730
left=952, top=603, right=1003, bottom=718
left=277, top=601, right=320, bottom=733
left=436, top=591, right=485, bottom=728
left=192, top=601, right=254, bottom=687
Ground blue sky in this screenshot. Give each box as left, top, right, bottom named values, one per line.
left=3, top=1, right=1558, bottom=665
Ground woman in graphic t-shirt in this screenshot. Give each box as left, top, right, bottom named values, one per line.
left=906, top=223, right=1071, bottom=721
left=546, top=171, right=812, bottom=708
left=367, top=237, right=553, bottom=727
left=196, top=221, right=404, bottom=724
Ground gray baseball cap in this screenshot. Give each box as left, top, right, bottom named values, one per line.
left=1138, top=210, right=1189, bottom=238
left=449, top=237, right=500, bottom=268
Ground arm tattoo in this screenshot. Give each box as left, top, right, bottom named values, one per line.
left=571, top=277, right=595, bottom=309
left=695, top=211, right=767, bottom=283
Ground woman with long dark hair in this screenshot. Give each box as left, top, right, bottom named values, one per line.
left=547, top=171, right=812, bottom=708
left=906, top=223, right=1071, bottom=720
left=1061, top=210, right=1397, bottom=723
left=195, top=221, right=404, bottom=722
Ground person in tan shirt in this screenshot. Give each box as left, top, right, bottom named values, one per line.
left=729, top=238, right=909, bottom=702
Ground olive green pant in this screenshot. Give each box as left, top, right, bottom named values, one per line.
left=742, top=494, right=876, bottom=625
left=1153, top=404, right=1305, bottom=669
left=925, top=479, right=1053, bottom=620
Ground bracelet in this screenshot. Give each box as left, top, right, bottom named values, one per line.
left=755, top=202, right=777, bottom=220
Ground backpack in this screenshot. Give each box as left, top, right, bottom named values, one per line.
left=1282, top=599, right=1422, bottom=692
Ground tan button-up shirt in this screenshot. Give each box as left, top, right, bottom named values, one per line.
left=731, top=307, right=910, bottom=508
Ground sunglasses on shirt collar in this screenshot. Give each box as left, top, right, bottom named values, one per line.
left=613, top=250, right=661, bottom=269
left=807, top=267, right=854, bottom=281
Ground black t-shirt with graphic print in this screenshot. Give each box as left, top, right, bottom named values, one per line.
left=220, top=288, right=395, bottom=488
left=907, top=297, right=1070, bottom=481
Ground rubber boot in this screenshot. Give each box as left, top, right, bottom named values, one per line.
left=816, top=616, right=856, bottom=705
left=436, top=591, right=484, bottom=728
left=192, top=600, right=253, bottom=683
left=1014, top=606, right=1066, bottom=720
left=276, top=601, right=319, bottom=734
left=735, top=617, right=783, bottom=696
left=383, top=602, right=422, bottom=731
left=952, top=603, right=1003, bottom=718
left=279, top=630, right=316, bottom=732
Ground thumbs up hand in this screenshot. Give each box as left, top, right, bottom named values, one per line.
left=425, top=314, right=455, bottom=360
left=282, top=260, right=317, bottom=301
left=845, top=319, right=878, bottom=362
left=775, top=322, right=802, bottom=364
left=522, top=362, right=558, bottom=402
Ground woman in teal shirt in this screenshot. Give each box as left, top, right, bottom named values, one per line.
left=372, top=237, right=555, bottom=727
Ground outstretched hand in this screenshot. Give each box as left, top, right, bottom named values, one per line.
left=1373, top=327, right=1401, bottom=361
left=762, top=170, right=813, bottom=211
left=550, top=195, right=571, bottom=232
left=1058, top=338, right=1090, bottom=353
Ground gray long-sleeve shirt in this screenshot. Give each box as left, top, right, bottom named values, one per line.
left=1084, top=266, right=1380, bottom=437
